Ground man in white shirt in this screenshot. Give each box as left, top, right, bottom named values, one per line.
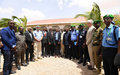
left=33, top=26, right=43, bottom=60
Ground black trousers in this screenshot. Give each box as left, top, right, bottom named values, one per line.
left=26, top=43, right=34, bottom=62
left=42, top=43, right=47, bottom=57
left=64, top=45, right=69, bottom=58
left=78, top=46, right=83, bottom=61
left=48, top=44, right=54, bottom=56
left=55, top=40, right=61, bottom=56
left=71, top=41, right=78, bottom=59
left=83, top=45, right=90, bottom=63
left=3, top=50, right=14, bottom=75
left=102, top=47, right=118, bottom=75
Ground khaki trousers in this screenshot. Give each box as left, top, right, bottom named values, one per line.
left=61, top=40, right=64, bottom=56
left=15, top=50, right=25, bottom=66
left=34, top=41, right=42, bottom=59
left=93, top=46, right=102, bottom=69
left=88, top=43, right=94, bottom=68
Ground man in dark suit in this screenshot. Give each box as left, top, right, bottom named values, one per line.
left=63, top=28, right=71, bottom=59
left=48, top=28, right=55, bottom=56
left=54, top=29, right=61, bottom=57
left=42, top=28, right=48, bottom=57
left=24, top=27, right=34, bottom=65
left=0, top=20, right=16, bottom=75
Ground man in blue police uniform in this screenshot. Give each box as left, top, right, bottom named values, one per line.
left=77, top=24, right=89, bottom=66
left=102, top=14, right=120, bottom=75
left=70, top=25, right=79, bottom=59
left=0, top=20, right=16, bottom=75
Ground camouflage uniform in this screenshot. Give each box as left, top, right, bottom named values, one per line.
left=92, top=27, right=103, bottom=73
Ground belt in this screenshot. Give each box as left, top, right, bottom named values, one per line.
left=71, top=40, right=77, bottom=42
left=93, top=44, right=100, bottom=46
left=102, top=47, right=117, bottom=50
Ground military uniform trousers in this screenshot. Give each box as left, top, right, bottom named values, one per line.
left=92, top=46, right=102, bottom=70
left=15, top=49, right=25, bottom=66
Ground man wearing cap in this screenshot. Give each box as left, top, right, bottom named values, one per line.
left=92, top=20, right=103, bottom=74
left=33, top=26, right=43, bottom=60
left=77, top=24, right=89, bottom=66
left=86, top=20, right=96, bottom=70
left=70, top=25, right=79, bottom=59
left=102, top=14, right=120, bottom=75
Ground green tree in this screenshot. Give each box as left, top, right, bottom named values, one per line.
left=74, top=12, right=91, bottom=19
left=74, top=2, right=105, bottom=28
left=113, top=14, right=120, bottom=26
left=0, top=18, right=12, bottom=27
left=0, top=16, right=27, bottom=31
left=75, top=2, right=101, bottom=20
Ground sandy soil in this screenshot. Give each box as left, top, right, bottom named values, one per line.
left=0, top=56, right=104, bottom=75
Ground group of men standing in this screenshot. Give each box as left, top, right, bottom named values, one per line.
left=0, top=14, right=120, bottom=75
left=63, top=14, right=120, bottom=75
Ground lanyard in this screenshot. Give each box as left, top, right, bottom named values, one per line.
left=106, top=27, right=112, bottom=36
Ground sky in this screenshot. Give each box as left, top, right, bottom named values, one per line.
left=0, top=0, right=120, bottom=22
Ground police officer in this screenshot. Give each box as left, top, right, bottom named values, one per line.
left=70, top=25, right=79, bottom=59
left=92, top=20, right=103, bottom=74
left=77, top=24, right=89, bottom=66
left=102, top=14, right=120, bottom=75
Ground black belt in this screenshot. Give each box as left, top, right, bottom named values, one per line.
left=102, top=47, right=117, bottom=50
left=71, top=40, right=77, bottom=42
left=93, top=44, right=100, bottom=46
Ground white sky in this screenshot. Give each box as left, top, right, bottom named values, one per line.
left=0, top=0, right=119, bottom=21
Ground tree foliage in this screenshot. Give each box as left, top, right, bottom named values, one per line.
left=0, top=16, right=27, bottom=31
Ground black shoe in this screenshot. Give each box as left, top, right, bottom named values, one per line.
left=30, top=59, right=35, bottom=62
left=16, top=66, right=21, bottom=70
left=21, top=63, right=27, bottom=66
left=87, top=65, right=93, bottom=70
left=83, top=63, right=87, bottom=66
left=26, top=62, right=29, bottom=65
left=9, top=71, right=16, bottom=74
left=78, top=61, right=83, bottom=64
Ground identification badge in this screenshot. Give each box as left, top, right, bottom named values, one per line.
left=74, top=42, right=77, bottom=45
left=80, top=36, right=82, bottom=38
left=106, top=37, right=112, bottom=41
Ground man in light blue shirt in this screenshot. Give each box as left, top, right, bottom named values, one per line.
left=102, top=14, right=120, bottom=75
left=33, top=26, right=43, bottom=60
left=70, top=25, right=79, bottom=59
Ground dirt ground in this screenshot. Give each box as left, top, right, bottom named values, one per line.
left=0, top=55, right=104, bottom=75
